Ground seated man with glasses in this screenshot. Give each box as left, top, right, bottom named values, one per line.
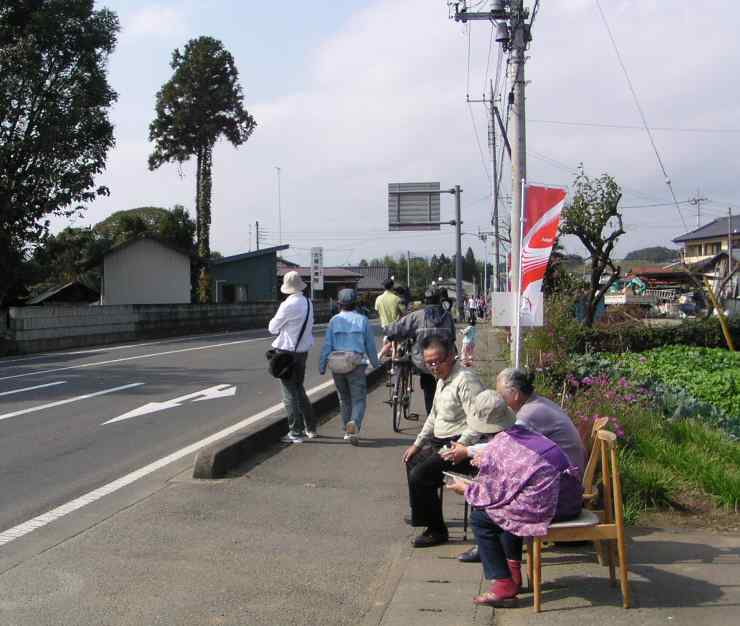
left=402, top=335, right=486, bottom=548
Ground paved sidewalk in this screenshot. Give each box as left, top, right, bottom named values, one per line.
left=1, top=348, right=737, bottom=625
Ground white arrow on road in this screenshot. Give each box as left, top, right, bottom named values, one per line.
left=102, top=384, right=237, bottom=425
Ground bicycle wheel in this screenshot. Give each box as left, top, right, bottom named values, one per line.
left=392, top=366, right=405, bottom=432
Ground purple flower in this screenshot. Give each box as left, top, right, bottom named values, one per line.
left=582, top=376, right=593, bottom=386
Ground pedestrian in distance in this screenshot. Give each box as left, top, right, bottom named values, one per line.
left=375, top=278, right=405, bottom=336
left=460, top=317, right=476, bottom=367
left=320, top=288, right=381, bottom=445
left=268, top=271, right=317, bottom=444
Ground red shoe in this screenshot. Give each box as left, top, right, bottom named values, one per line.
left=473, top=578, right=519, bottom=607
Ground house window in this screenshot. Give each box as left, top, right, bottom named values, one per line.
left=221, top=284, right=248, bottom=303
left=686, top=245, right=702, bottom=257
left=704, top=242, right=721, bottom=255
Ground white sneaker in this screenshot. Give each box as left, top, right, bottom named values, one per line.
left=346, top=421, right=359, bottom=446
left=280, top=433, right=304, bottom=444
left=305, top=430, right=318, bottom=439
left=343, top=433, right=352, bottom=440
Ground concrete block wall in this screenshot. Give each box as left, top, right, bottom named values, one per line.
left=3, top=301, right=331, bottom=355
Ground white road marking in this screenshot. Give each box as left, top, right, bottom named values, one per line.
left=0, top=383, right=145, bottom=423
left=0, top=325, right=332, bottom=369
left=0, top=379, right=335, bottom=547
left=0, top=381, right=66, bottom=397
left=0, top=328, right=278, bottom=367
left=102, top=384, right=237, bottom=424
left=0, top=337, right=269, bottom=383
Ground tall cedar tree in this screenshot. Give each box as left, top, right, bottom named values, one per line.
left=0, top=0, right=118, bottom=305
left=560, top=166, right=625, bottom=326
left=148, top=37, right=255, bottom=282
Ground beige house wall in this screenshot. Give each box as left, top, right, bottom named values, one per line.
left=103, top=239, right=191, bottom=305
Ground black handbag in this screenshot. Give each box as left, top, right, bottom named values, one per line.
left=266, top=296, right=311, bottom=380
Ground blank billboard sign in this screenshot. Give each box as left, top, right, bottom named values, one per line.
left=388, top=182, right=441, bottom=231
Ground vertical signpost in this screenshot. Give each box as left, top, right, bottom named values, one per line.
left=310, top=247, right=323, bottom=301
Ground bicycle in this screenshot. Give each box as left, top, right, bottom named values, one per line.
left=387, top=339, right=417, bottom=432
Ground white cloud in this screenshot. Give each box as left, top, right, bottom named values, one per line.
left=124, top=4, right=188, bottom=40
left=75, top=0, right=740, bottom=266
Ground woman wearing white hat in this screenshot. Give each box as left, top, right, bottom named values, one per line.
left=268, top=270, right=317, bottom=443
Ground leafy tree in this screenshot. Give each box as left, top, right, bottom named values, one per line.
left=543, top=237, right=581, bottom=296
left=0, top=0, right=119, bottom=305
left=94, top=206, right=170, bottom=240
left=157, top=205, right=196, bottom=252
left=29, top=227, right=104, bottom=290
left=624, top=246, right=679, bottom=262
left=560, top=166, right=625, bottom=326
left=359, top=259, right=369, bottom=268
left=148, top=36, right=256, bottom=281
left=463, top=247, right=477, bottom=283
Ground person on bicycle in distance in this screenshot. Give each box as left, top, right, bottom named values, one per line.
left=375, top=278, right=405, bottom=337
left=381, top=286, right=456, bottom=415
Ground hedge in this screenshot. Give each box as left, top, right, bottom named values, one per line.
left=573, top=317, right=740, bottom=354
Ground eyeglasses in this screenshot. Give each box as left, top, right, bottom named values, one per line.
left=424, top=356, right=449, bottom=369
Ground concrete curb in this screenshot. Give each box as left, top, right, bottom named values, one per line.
left=192, top=365, right=387, bottom=479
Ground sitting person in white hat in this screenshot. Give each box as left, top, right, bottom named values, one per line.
left=268, top=270, right=317, bottom=443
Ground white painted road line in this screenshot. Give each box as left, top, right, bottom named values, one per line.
left=0, top=381, right=66, bottom=397
left=0, top=379, right=335, bottom=547
left=0, top=328, right=280, bottom=368
left=0, top=337, right=269, bottom=383
left=0, top=383, right=145, bottom=423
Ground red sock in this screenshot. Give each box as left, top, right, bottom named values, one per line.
left=507, top=559, right=522, bottom=590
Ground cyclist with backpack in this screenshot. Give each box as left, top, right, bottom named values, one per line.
left=380, top=286, right=456, bottom=415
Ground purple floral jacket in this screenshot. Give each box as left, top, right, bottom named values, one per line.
left=465, top=425, right=583, bottom=537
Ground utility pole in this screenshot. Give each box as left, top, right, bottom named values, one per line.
left=454, top=185, right=464, bottom=322
left=689, top=192, right=708, bottom=228
left=407, top=250, right=411, bottom=289
left=490, top=79, right=501, bottom=293
left=509, top=0, right=528, bottom=355
left=468, top=80, right=502, bottom=293
left=275, top=166, right=282, bottom=244
left=452, top=1, right=531, bottom=359
left=729, top=208, right=734, bottom=277
left=255, top=221, right=260, bottom=250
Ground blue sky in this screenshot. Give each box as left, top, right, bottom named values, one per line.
left=65, top=0, right=740, bottom=266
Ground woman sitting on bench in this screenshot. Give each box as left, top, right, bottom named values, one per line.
left=446, top=390, right=583, bottom=608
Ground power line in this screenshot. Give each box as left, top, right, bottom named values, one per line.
left=529, top=118, right=740, bottom=134
left=594, top=0, right=688, bottom=230
left=482, top=20, right=495, bottom=94
left=465, top=22, right=471, bottom=96
left=467, top=100, right=492, bottom=184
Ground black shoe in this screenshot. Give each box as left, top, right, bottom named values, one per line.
left=412, top=527, right=449, bottom=548
left=457, top=545, right=481, bottom=563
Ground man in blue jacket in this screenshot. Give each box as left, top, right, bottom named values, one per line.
left=320, top=288, right=381, bottom=445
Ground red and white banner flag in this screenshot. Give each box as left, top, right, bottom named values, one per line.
left=519, top=185, right=567, bottom=322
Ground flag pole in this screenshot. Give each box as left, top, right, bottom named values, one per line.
left=514, top=178, right=526, bottom=368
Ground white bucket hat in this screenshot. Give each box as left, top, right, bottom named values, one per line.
left=469, top=390, right=517, bottom=434
left=281, top=270, right=307, bottom=295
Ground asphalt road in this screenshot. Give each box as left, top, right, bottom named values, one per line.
left=0, top=327, right=367, bottom=539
